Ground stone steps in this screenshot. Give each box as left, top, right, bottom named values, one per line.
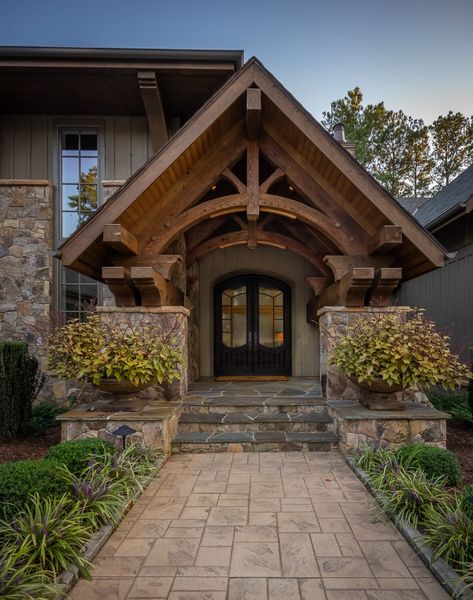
left=171, top=431, right=339, bottom=453
left=181, top=396, right=327, bottom=416
left=178, top=411, right=334, bottom=433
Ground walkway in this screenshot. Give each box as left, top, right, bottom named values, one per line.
left=70, top=452, right=450, bottom=600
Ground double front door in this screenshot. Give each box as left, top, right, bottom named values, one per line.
left=214, top=274, right=291, bottom=376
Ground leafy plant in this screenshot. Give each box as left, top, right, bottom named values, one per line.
left=0, top=493, right=92, bottom=578
left=101, top=444, right=159, bottom=494
left=24, top=401, right=68, bottom=436
left=46, top=438, right=116, bottom=476
left=329, top=310, right=470, bottom=391
left=0, top=341, right=44, bottom=440
left=396, top=444, right=462, bottom=486
left=375, top=466, right=451, bottom=528
left=428, top=390, right=473, bottom=424
left=47, top=312, right=183, bottom=386
left=356, top=441, right=397, bottom=475
left=0, top=459, right=70, bottom=522
left=0, top=552, right=57, bottom=600
left=461, top=485, right=473, bottom=519
left=423, top=501, right=473, bottom=567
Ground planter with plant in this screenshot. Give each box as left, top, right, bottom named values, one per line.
left=329, top=310, right=470, bottom=410
left=48, top=312, right=183, bottom=409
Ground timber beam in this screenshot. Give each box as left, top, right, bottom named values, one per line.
left=103, top=223, right=138, bottom=255
left=130, top=267, right=183, bottom=307
left=138, top=71, right=168, bottom=153
left=246, top=88, right=261, bottom=139
left=369, top=225, right=403, bottom=255
left=247, top=220, right=258, bottom=249
left=247, top=140, right=259, bottom=221
left=369, top=267, right=402, bottom=307
left=324, top=254, right=396, bottom=281
left=318, top=267, right=375, bottom=308
left=102, top=266, right=138, bottom=307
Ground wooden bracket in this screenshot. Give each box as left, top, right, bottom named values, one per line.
left=318, top=267, right=375, bottom=308
left=138, top=71, right=168, bottom=153
left=306, top=277, right=329, bottom=296
left=324, top=255, right=395, bottom=281
left=103, top=223, right=138, bottom=255
left=247, top=140, right=259, bottom=221
left=102, top=266, right=138, bottom=307
left=130, top=266, right=183, bottom=307
left=246, top=88, right=261, bottom=139
left=222, top=168, right=246, bottom=194
left=260, top=168, right=284, bottom=194
left=369, top=267, right=402, bottom=307
left=368, top=225, right=403, bottom=255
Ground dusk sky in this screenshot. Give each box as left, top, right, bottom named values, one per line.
left=1, top=0, right=472, bottom=123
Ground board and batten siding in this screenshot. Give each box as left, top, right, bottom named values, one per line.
left=0, top=115, right=153, bottom=181
left=199, top=245, right=320, bottom=377
left=396, top=242, right=473, bottom=357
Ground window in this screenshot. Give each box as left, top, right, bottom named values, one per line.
left=58, top=128, right=101, bottom=321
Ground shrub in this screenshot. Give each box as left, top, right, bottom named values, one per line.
left=461, top=484, right=473, bottom=519
left=24, top=401, right=68, bottom=436
left=0, top=493, right=92, bottom=578
left=0, top=459, right=70, bottom=522
left=0, top=341, right=44, bottom=440
left=329, top=310, right=470, bottom=391
left=428, top=390, right=473, bottom=424
left=396, top=444, right=462, bottom=486
left=423, top=501, right=473, bottom=567
left=46, top=438, right=116, bottom=476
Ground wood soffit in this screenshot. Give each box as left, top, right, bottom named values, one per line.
left=58, top=57, right=448, bottom=288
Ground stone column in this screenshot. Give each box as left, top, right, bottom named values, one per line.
left=96, top=306, right=189, bottom=400
left=318, top=306, right=414, bottom=403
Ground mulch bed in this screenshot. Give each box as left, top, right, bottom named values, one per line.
left=0, top=426, right=61, bottom=464
left=447, top=421, right=473, bottom=485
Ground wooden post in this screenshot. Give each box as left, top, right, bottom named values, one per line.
left=246, top=88, right=261, bottom=139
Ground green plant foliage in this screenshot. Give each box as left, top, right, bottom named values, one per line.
left=423, top=500, right=473, bottom=567
left=395, top=444, right=462, bottom=486
left=428, top=390, right=473, bottom=424
left=374, top=465, right=451, bottom=528
left=24, top=401, right=68, bottom=436
left=47, top=312, right=183, bottom=386
left=356, top=441, right=397, bottom=475
left=0, top=551, right=57, bottom=600
left=0, top=459, right=70, bottom=522
left=461, top=485, right=473, bottom=519
left=329, top=310, right=470, bottom=391
left=0, top=341, right=44, bottom=440
left=46, top=438, right=116, bottom=476
left=0, top=493, right=92, bottom=578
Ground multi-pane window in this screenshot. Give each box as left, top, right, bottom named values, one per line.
left=60, top=130, right=99, bottom=238
left=58, top=129, right=101, bottom=321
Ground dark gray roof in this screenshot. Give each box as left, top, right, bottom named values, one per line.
left=415, top=163, right=473, bottom=226
left=396, top=196, right=430, bottom=215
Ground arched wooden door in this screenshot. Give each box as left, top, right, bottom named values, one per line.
left=214, top=274, right=291, bottom=376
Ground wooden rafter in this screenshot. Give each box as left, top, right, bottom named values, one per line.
left=247, top=140, right=259, bottom=221
left=102, top=266, right=138, bottom=307
left=369, top=225, right=403, bottom=255
left=137, top=71, right=168, bottom=153
left=103, top=224, right=138, bottom=255
left=246, top=87, right=261, bottom=139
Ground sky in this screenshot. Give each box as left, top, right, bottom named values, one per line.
left=0, top=0, right=472, bottom=123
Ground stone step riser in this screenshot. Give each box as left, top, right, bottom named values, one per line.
left=181, top=404, right=328, bottom=415
left=178, top=421, right=334, bottom=433
left=172, top=441, right=338, bottom=453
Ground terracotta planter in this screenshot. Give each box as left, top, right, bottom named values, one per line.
left=349, top=376, right=406, bottom=411
left=93, top=378, right=151, bottom=412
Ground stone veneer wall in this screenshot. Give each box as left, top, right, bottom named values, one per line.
left=0, top=181, right=53, bottom=370
left=318, top=306, right=429, bottom=404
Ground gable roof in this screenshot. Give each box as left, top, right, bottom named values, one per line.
left=58, top=57, right=448, bottom=282
left=396, top=196, right=429, bottom=216
left=415, top=163, right=473, bottom=227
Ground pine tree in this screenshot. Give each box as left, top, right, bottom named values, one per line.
left=404, top=118, right=434, bottom=197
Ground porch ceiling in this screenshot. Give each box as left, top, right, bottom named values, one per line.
left=57, top=57, right=448, bottom=308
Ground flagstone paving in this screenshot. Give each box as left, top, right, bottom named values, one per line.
left=70, top=452, right=451, bottom=600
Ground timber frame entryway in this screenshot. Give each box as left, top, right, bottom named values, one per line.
left=58, top=56, right=448, bottom=386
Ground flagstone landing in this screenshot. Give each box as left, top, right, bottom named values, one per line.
left=69, top=451, right=450, bottom=600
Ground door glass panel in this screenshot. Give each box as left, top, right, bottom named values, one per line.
left=221, top=285, right=247, bottom=348
left=259, top=286, right=284, bottom=348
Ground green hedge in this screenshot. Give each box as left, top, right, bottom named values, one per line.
left=396, top=444, right=462, bottom=486
left=46, top=438, right=116, bottom=475
left=0, top=459, right=70, bottom=522
left=0, top=341, right=44, bottom=440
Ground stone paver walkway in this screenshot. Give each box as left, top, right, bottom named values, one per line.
left=70, top=452, right=450, bottom=600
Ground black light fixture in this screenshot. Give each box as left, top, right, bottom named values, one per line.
left=112, top=424, right=136, bottom=450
